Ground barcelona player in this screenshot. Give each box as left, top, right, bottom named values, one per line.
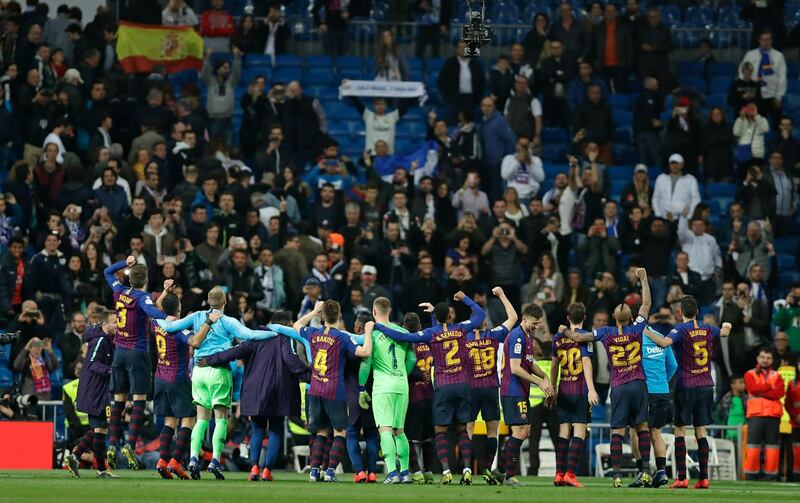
left=667, top=296, right=732, bottom=489
left=404, top=311, right=436, bottom=484
left=373, top=291, right=485, bottom=485
left=465, top=287, right=517, bottom=485
left=499, top=303, right=555, bottom=486
left=551, top=302, right=598, bottom=488
left=103, top=256, right=167, bottom=469
left=293, top=300, right=372, bottom=482
left=564, top=268, right=672, bottom=488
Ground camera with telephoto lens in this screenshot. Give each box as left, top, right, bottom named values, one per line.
left=0, top=330, right=20, bottom=345
left=0, top=382, right=39, bottom=419
left=461, top=0, right=493, bottom=57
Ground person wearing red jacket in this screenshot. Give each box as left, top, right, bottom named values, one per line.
left=785, top=360, right=800, bottom=482
left=200, top=0, right=236, bottom=53
left=744, top=347, right=786, bottom=480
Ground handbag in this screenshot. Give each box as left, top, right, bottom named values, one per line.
left=734, top=121, right=758, bottom=162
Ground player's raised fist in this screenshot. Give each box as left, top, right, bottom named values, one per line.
left=418, top=302, right=434, bottom=313
left=722, top=322, right=732, bottom=330
left=491, top=286, right=505, bottom=297
left=453, top=291, right=465, bottom=302
left=557, top=324, right=568, bottom=334
left=313, top=301, right=324, bottom=313
left=635, top=267, right=647, bottom=280
left=126, top=255, right=136, bottom=267
left=163, top=279, right=174, bottom=292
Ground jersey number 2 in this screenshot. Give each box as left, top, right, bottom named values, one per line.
left=443, top=339, right=460, bottom=366
left=608, top=342, right=641, bottom=367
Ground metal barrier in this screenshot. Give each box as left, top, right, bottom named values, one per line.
left=38, top=400, right=65, bottom=443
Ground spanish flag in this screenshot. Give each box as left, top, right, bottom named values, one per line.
left=116, top=21, right=203, bottom=74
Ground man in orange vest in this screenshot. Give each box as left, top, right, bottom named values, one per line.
left=785, top=359, right=800, bottom=481
left=744, top=347, right=786, bottom=480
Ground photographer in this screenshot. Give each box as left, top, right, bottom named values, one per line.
left=500, top=136, right=544, bottom=207
left=253, top=124, right=292, bottom=182
left=8, top=300, right=52, bottom=364
left=736, top=164, right=776, bottom=222
left=578, top=217, right=621, bottom=279
left=480, top=220, right=527, bottom=310
left=733, top=103, right=770, bottom=178
left=12, top=336, right=58, bottom=409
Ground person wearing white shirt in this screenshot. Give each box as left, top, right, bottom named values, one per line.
left=542, top=171, right=578, bottom=236
left=651, top=153, right=701, bottom=220
left=739, top=31, right=786, bottom=122
left=162, top=0, right=199, bottom=26
left=42, top=117, right=70, bottom=162
left=500, top=137, right=545, bottom=204
left=678, top=215, right=722, bottom=282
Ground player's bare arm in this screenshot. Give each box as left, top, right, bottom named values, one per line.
left=561, top=324, right=593, bottom=344
left=354, top=321, right=374, bottom=358
left=293, top=301, right=323, bottom=331
left=644, top=326, right=673, bottom=348
left=636, top=267, right=651, bottom=316
left=189, top=311, right=222, bottom=348
left=492, top=286, right=518, bottom=330
left=582, top=357, right=599, bottom=406
left=510, top=358, right=554, bottom=397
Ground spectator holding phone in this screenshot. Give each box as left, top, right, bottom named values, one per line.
left=13, top=336, right=58, bottom=405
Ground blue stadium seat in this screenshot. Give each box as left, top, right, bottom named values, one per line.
left=242, top=67, right=268, bottom=84
left=774, top=238, right=798, bottom=254
left=332, top=106, right=362, bottom=122
left=0, top=342, right=9, bottom=365
left=541, top=127, right=568, bottom=143
left=610, top=180, right=626, bottom=198
left=778, top=254, right=797, bottom=273
left=50, top=368, right=63, bottom=387
left=275, top=54, right=303, bottom=67
left=612, top=145, right=638, bottom=165
left=544, top=163, right=568, bottom=178
left=717, top=6, right=748, bottom=28
left=706, top=183, right=736, bottom=198
left=679, top=76, right=707, bottom=93
left=403, top=107, right=425, bottom=121
left=612, top=110, right=633, bottom=127
left=707, top=93, right=727, bottom=109
left=707, top=200, right=722, bottom=216
left=709, top=62, right=736, bottom=78
left=338, top=68, right=366, bottom=80
left=677, top=62, right=703, bottom=76
left=541, top=144, right=566, bottom=162
left=610, top=94, right=631, bottom=110
left=709, top=77, right=731, bottom=95
left=303, top=68, right=333, bottom=86
left=245, top=54, right=272, bottom=68
left=210, top=52, right=233, bottom=66
left=272, top=67, right=302, bottom=82
left=607, top=165, right=633, bottom=180
left=614, top=126, right=633, bottom=144
left=659, top=6, right=682, bottom=26
left=306, top=55, right=333, bottom=68
left=685, top=6, right=714, bottom=26
left=0, top=366, right=11, bottom=389
left=328, top=122, right=352, bottom=139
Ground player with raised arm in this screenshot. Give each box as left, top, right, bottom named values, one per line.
left=156, top=287, right=304, bottom=480
left=373, top=291, right=485, bottom=485
left=465, top=287, right=517, bottom=485
left=403, top=309, right=436, bottom=484
left=499, top=304, right=555, bottom=486
left=564, top=268, right=672, bottom=488
left=551, top=302, right=597, bottom=488
left=103, top=255, right=167, bottom=469
left=358, top=297, right=417, bottom=484
left=293, top=300, right=372, bottom=482
left=667, top=296, right=732, bottom=489
left=152, top=286, right=213, bottom=480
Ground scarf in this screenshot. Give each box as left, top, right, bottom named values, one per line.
left=758, top=49, right=774, bottom=79
left=29, top=353, right=51, bottom=393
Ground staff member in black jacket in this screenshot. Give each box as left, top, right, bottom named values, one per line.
left=437, top=41, right=485, bottom=124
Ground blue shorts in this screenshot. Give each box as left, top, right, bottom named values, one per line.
left=557, top=392, right=590, bottom=424
left=674, top=386, right=714, bottom=427
left=154, top=378, right=196, bottom=418
left=432, top=383, right=472, bottom=426
left=110, top=348, right=151, bottom=395
left=610, top=380, right=648, bottom=428
left=308, top=395, right=348, bottom=432
left=470, top=386, right=501, bottom=422
left=501, top=396, right=530, bottom=426
left=648, top=393, right=672, bottom=429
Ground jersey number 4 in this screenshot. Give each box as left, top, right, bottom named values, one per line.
left=314, top=349, right=328, bottom=376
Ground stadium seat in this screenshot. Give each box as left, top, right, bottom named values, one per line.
left=774, top=238, right=798, bottom=254
left=778, top=254, right=797, bottom=273
left=0, top=366, right=11, bottom=388
left=303, top=68, right=333, bottom=86
left=708, top=62, right=736, bottom=78
left=541, top=144, right=566, bottom=162
left=544, top=163, right=567, bottom=178
left=275, top=54, right=302, bottom=67
left=706, top=183, right=736, bottom=198
left=541, top=127, right=568, bottom=143
left=659, top=6, right=682, bottom=26
left=607, top=165, right=633, bottom=180
left=609, top=94, right=631, bottom=110
left=245, top=54, right=272, bottom=68
left=677, top=62, right=704, bottom=76
left=272, top=67, right=302, bottom=83
left=685, top=6, right=714, bottom=26
left=709, top=77, right=731, bottom=95
left=306, top=55, right=333, bottom=68
left=612, top=110, right=633, bottom=128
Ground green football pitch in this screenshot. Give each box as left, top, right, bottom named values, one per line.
left=0, top=471, right=798, bottom=503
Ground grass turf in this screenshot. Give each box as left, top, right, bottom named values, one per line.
left=0, top=470, right=797, bottom=502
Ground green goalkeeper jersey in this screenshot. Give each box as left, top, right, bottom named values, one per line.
left=359, top=322, right=416, bottom=395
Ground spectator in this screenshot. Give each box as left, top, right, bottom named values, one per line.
left=567, top=60, right=609, bottom=115
left=359, top=264, right=391, bottom=310
left=200, top=0, right=236, bottom=53
left=739, top=31, right=786, bottom=123
left=231, top=15, right=264, bottom=55
left=504, top=75, right=543, bottom=147
left=578, top=217, right=621, bottom=278
left=13, top=336, right=58, bottom=405
left=620, top=164, right=651, bottom=216
left=537, top=39, right=574, bottom=128
left=561, top=268, right=591, bottom=309
left=678, top=215, right=722, bottom=302
left=774, top=284, right=800, bottom=350
left=437, top=41, right=485, bottom=123
left=635, top=7, right=674, bottom=89
left=651, top=154, right=701, bottom=221
left=633, top=77, right=664, bottom=168
left=717, top=375, right=747, bottom=442
left=550, top=3, right=591, bottom=68
left=60, top=311, right=85, bottom=381
left=93, top=167, right=129, bottom=220
left=523, top=13, right=550, bottom=68
left=586, top=271, right=622, bottom=323
left=444, top=231, right=477, bottom=277
left=223, top=248, right=263, bottom=305
left=488, top=55, right=514, bottom=113
left=772, top=117, right=800, bottom=175
left=702, top=107, right=735, bottom=183
left=728, top=61, right=763, bottom=113
left=480, top=220, right=527, bottom=309
left=572, top=84, right=614, bottom=165
left=452, top=170, right=489, bottom=219
left=500, top=136, right=544, bottom=206
left=763, top=151, right=795, bottom=234
left=162, top=0, right=198, bottom=26
left=401, top=254, right=444, bottom=324
left=667, top=251, right=702, bottom=300
left=312, top=0, right=351, bottom=58
left=744, top=348, right=786, bottom=481
left=522, top=252, right=564, bottom=320
left=374, top=29, right=409, bottom=82
left=415, top=0, right=449, bottom=59
left=285, top=81, right=327, bottom=170
left=663, top=97, right=702, bottom=175
left=201, top=47, right=243, bottom=143
left=714, top=282, right=749, bottom=376
left=743, top=2, right=787, bottom=51
left=737, top=164, right=776, bottom=222
left=592, top=3, right=632, bottom=93
left=732, top=222, right=775, bottom=281
left=772, top=331, right=797, bottom=370
left=346, top=96, right=411, bottom=155
left=733, top=103, right=770, bottom=175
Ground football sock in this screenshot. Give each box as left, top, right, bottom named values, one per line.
left=92, top=431, right=107, bottom=469
left=108, top=400, right=125, bottom=446
left=346, top=426, right=363, bottom=472
left=457, top=430, right=472, bottom=470
left=484, top=436, right=498, bottom=471
left=498, top=437, right=507, bottom=474
left=567, top=436, right=585, bottom=475
left=656, top=456, right=666, bottom=471
left=327, top=435, right=346, bottom=471
left=504, top=436, right=523, bottom=477
left=421, top=439, right=435, bottom=472
left=793, top=442, right=800, bottom=476
left=380, top=430, right=398, bottom=474
left=172, top=427, right=192, bottom=463
left=191, top=419, right=210, bottom=459
left=698, top=437, right=710, bottom=480
left=675, top=436, right=687, bottom=480
left=310, top=434, right=326, bottom=469
left=158, top=425, right=174, bottom=462
left=250, top=423, right=266, bottom=467
left=637, top=430, right=651, bottom=469
left=322, top=435, right=333, bottom=470
left=365, top=428, right=380, bottom=473
left=212, top=419, right=228, bottom=461
left=74, top=429, right=93, bottom=457
left=610, top=433, right=624, bottom=477
left=409, top=441, right=421, bottom=473
left=395, top=432, right=410, bottom=473
left=435, top=432, right=450, bottom=472
left=555, top=436, right=569, bottom=474
left=126, top=400, right=146, bottom=446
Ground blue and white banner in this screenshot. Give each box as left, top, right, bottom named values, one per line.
left=373, top=140, right=439, bottom=184
left=339, top=79, right=426, bottom=99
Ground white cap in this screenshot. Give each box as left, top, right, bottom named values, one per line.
left=634, top=163, right=648, bottom=174
left=64, top=68, right=83, bottom=84
left=668, top=153, right=684, bottom=164
left=361, top=265, right=377, bottom=275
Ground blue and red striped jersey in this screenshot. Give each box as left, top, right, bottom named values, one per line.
left=501, top=326, right=534, bottom=397
left=465, top=326, right=508, bottom=388
left=552, top=330, right=591, bottom=396
left=152, top=319, right=192, bottom=383
left=301, top=325, right=358, bottom=400
left=104, top=260, right=166, bottom=352
left=593, top=316, right=647, bottom=387
left=409, top=342, right=434, bottom=403
left=668, top=320, right=719, bottom=388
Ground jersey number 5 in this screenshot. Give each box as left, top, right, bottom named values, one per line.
left=693, top=340, right=708, bottom=366
left=314, top=349, right=328, bottom=376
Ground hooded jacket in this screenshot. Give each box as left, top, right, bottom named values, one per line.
left=75, top=324, right=114, bottom=417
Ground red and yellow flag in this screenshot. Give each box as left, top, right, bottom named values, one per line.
left=116, top=21, right=203, bottom=74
